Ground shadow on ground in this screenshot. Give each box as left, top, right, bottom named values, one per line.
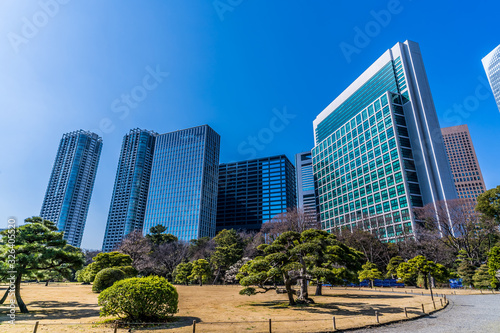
left=248, top=292, right=422, bottom=318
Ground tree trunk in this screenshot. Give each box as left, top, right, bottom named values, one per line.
left=199, top=277, right=203, bottom=286
left=315, top=280, right=322, bottom=296
left=0, top=287, right=9, bottom=304
left=212, top=268, right=221, bottom=285
left=284, top=275, right=296, bottom=306
left=423, top=273, right=428, bottom=290
left=371, top=280, right=374, bottom=289
left=45, top=280, right=49, bottom=287
left=297, top=258, right=313, bottom=303
left=15, top=275, right=28, bottom=313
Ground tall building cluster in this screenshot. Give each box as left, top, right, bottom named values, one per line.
left=40, top=39, right=493, bottom=249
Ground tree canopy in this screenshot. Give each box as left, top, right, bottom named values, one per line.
left=0, top=217, right=85, bottom=313
left=358, top=261, right=384, bottom=288
left=237, top=229, right=363, bottom=305
left=476, top=185, right=500, bottom=223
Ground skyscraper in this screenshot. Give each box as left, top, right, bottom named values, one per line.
left=102, top=129, right=158, bottom=252
left=41, top=130, right=102, bottom=247
left=482, top=44, right=500, bottom=112
left=312, top=40, right=456, bottom=241
left=441, top=125, right=486, bottom=206
left=216, top=155, right=296, bottom=232
left=143, top=125, right=220, bottom=241
left=295, top=151, right=318, bottom=218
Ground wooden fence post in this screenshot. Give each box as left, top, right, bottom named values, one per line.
left=433, top=300, right=436, bottom=310
left=333, top=316, right=336, bottom=331
left=421, top=304, right=425, bottom=313
left=193, top=320, right=196, bottom=333
left=33, top=321, right=39, bottom=333
left=269, top=318, right=272, bottom=333
left=404, top=307, right=408, bottom=317
left=375, top=311, right=379, bottom=323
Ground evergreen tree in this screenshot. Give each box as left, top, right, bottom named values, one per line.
left=0, top=217, right=85, bottom=313
left=358, top=261, right=383, bottom=288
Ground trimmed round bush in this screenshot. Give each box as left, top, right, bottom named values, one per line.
left=116, top=265, right=137, bottom=278
left=98, top=276, right=178, bottom=322
left=92, top=267, right=126, bottom=293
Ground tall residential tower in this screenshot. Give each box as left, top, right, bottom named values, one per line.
left=216, top=155, right=296, bottom=232
left=102, top=129, right=157, bottom=252
left=143, top=125, right=220, bottom=241
left=312, top=40, right=456, bottom=241
left=41, top=130, right=102, bottom=247
left=482, top=44, right=500, bottom=112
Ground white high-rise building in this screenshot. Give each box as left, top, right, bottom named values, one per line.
left=312, top=40, right=457, bottom=241
left=482, top=44, right=500, bottom=112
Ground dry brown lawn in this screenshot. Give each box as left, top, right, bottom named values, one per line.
left=0, top=283, right=463, bottom=332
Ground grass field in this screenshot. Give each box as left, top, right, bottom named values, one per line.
left=0, top=283, right=466, bottom=332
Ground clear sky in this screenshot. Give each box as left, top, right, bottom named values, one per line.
left=1, top=0, right=498, bottom=249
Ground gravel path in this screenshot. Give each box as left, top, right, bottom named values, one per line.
left=350, top=294, right=500, bottom=333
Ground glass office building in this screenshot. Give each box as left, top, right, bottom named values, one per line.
left=482, top=44, right=500, bottom=112
left=102, top=129, right=157, bottom=252
left=295, top=151, right=318, bottom=218
left=40, top=130, right=102, bottom=247
left=143, top=125, right=220, bottom=241
left=216, top=155, right=296, bottom=232
left=312, top=40, right=456, bottom=241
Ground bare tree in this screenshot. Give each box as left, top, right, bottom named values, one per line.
left=188, top=236, right=216, bottom=261
left=148, top=241, right=190, bottom=280
left=334, top=228, right=396, bottom=270
left=414, top=199, right=499, bottom=266
left=259, top=207, right=320, bottom=243
left=239, top=231, right=265, bottom=258
left=82, top=249, right=101, bottom=265
left=117, top=230, right=153, bottom=274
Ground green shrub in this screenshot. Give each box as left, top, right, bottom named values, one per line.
left=76, top=266, right=92, bottom=284
left=98, top=276, right=178, bottom=322
left=115, top=265, right=137, bottom=278
left=92, top=267, right=126, bottom=293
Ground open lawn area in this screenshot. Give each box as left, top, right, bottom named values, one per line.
left=0, top=283, right=460, bottom=332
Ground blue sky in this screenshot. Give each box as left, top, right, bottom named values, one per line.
left=1, top=0, right=498, bottom=249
